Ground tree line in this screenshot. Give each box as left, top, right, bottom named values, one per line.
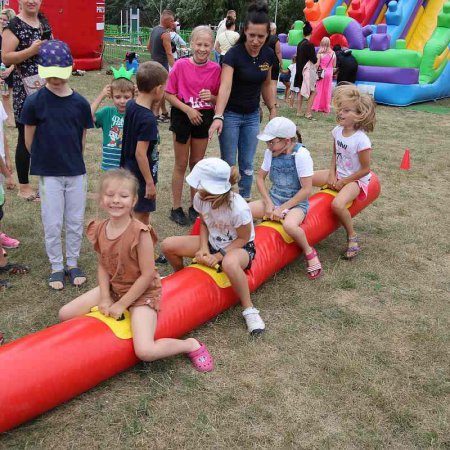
left=106, top=0, right=306, bottom=35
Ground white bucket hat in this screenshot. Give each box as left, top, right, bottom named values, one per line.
left=186, top=158, right=231, bottom=195
left=257, top=117, right=297, bottom=141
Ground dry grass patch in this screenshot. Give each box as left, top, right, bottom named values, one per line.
left=0, top=72, right=449, bottom=448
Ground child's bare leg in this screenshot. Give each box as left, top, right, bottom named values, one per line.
left=297, top=94, right=303, bottom=115
left=59, top=286, right=102, bottom=321
left=130, top=306, right=200, bottom=362
left=331, top=182, right=360, bottom=239
left=283, top=209, right=321, bottom=277
left=312, top=169, right=330, bottom=187
left=221, top=249, right=252, bottom=309
left=134, top=211, right=150, bottom=226
left=248, top=200, right=266, bottom=219
left=161, top=235, right=200, bottom=271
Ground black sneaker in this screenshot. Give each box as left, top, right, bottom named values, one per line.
left=188, top=206, right=199, bottom=224
left=170, top=207, right=188, bottom=226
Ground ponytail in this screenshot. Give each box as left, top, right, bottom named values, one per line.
left=237, top=1, right=270, bottom=45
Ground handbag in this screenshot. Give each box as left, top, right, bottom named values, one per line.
left=316, top=52, right=334, bottom=81
left=21, top=73, right=46, bottom=96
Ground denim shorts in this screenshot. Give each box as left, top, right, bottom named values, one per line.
left=208, top=241, right=256, bottom=270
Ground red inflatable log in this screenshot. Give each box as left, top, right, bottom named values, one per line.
left=6, top=0, right=105, bottom=70
left=0, top=175, right=380, bottom=431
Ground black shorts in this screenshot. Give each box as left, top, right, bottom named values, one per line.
left=135, top=178, right=156, bottom=213
left=170, top=106, right=214, bottom=144
left=208, top=241, right=256, bottom=270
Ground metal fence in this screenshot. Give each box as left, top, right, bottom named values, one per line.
left=103, top=27, right=193, bottom=64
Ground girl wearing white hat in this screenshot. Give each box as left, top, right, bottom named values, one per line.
left=162, top=158, right=265, bottom=335
left=249, top=117, right=322, bottom=279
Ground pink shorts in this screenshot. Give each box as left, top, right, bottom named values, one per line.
left=356, top=180, right=369, bottom=201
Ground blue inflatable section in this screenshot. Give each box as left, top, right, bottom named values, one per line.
left=358, top=57, right=450, bottom=105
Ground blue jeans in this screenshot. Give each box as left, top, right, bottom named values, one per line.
left=219, top=109, right=260, bottom=199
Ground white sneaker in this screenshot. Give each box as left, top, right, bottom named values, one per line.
left=242, top=307, right=265, bottom=335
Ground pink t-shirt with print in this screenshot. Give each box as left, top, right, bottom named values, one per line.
left=165, top=58, right=221, bottom=110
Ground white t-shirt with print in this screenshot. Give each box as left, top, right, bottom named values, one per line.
left=193, top=191, right=255, bottom=250
left=332, top=126, right=371, bottom=185
left=261, top=145, right=314, bottom=178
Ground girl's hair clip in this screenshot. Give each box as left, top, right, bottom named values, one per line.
left=111, top=64, right=134, bottom=80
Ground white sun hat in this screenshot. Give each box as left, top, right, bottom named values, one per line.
left=186, top=158, right=231, bottom=195
left=257, top=117, right=297, bottom=141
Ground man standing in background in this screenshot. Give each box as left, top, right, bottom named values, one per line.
left=147, top=9, right=175, bottom=122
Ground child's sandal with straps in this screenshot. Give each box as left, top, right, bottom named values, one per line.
left=344, top=235, right=360, bottom=260
left=304, top=248, right=322, bottom=280
left=187, top=342, right=214, bottom=372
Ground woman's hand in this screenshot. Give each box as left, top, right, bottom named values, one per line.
left=29, top=39, right=44, bottom=56
left=199, top=89, right=212, bottom=102
left=187, top=108, right=203, bottom=126
left=208, top=118, right=223, bottom=140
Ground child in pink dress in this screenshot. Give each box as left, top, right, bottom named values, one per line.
left=312, top=37, right=336, bottom=114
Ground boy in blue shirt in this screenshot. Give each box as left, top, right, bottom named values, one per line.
left=120, top=61, right=168, bottom=227
left=21, top=40, right=94, bottom=290
left=91, top=65, right=135, bottom=171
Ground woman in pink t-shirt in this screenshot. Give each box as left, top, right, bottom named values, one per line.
left=165, top=26, right=221, bottom=226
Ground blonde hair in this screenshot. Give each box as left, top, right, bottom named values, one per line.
left=333, top=84, right=376, bottom=132
left=98, top=168, right=139, bottom=200
left=198, top=166, right=240, bottom=209
left=190, top=25, right=214, bottom=46
left=1, top=8, right=16, bottom=21
left=318, top=36, right=331, bottom=54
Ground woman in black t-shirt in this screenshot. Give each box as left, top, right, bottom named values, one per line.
left=2, top=0, right=51, bottom=201
left=209, top=3, right=276, bottom=200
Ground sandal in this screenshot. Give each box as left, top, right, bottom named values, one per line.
left=187, top=342, right=214, bottom=372
left=344, top=235, right=360, bottom=260
left=0, top=263, right=30, bottom=275
left=304, top=248, right=322, bottom=280
left=48, top=270, right=65, bottom=290
left=65, top=267, right=87, bottom=286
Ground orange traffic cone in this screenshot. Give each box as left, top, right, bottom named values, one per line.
left=400, top=149, right=410, bottom=170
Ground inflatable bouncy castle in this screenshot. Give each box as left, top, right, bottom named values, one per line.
left=5, top=0, right=105, bottom=70
left=0, top=176, right=381, bottom=431
left=279, top=1, right=450, bottom=106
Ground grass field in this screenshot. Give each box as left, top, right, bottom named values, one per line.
left=0, top=71, right=449, bottom=448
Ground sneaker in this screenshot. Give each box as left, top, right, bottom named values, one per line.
left=188, top=206, right=198, bottom=224
left=170, top=207, right=188, bottom=226
left=242, top=307, right=265, bottom=335
left=0, top=232, right=20, bottom=249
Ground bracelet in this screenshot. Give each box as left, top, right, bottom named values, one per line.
left=219, top=248, right=226, bottom=257
left=213, top=114, right=224, bottom=121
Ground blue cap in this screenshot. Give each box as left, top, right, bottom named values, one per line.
left=38, top=40, right=73, bottom=79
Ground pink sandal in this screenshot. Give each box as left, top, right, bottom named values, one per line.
left=187, top=342, right=214, bottom=372
left=305, top=248, right=323, bottom=280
